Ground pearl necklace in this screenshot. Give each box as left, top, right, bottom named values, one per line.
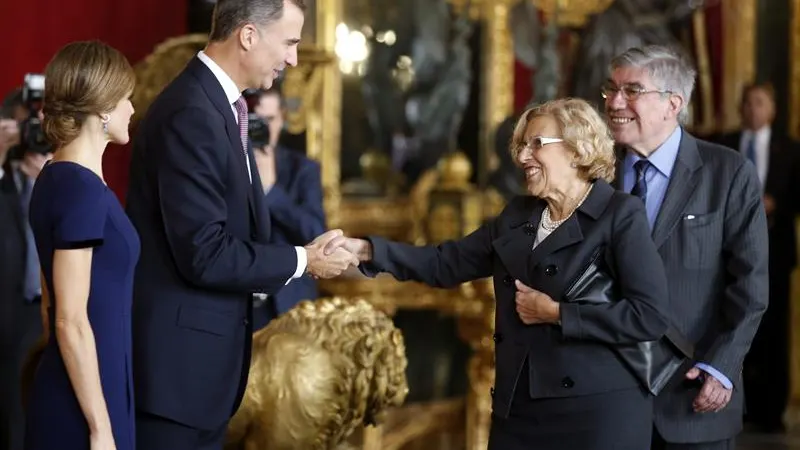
left=540, top=184, right=593, bottom=232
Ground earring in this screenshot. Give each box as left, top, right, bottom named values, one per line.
left=570, top=162, right=577, bottom=168
left=101, top=114, right=110, bottom=136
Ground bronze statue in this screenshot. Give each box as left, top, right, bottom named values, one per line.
left=225, top=298, right=409, bottom=450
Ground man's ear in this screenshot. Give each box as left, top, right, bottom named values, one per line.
left=239, top=24, right=258, bottom=50
left=668, top=94, right=684, bottom=120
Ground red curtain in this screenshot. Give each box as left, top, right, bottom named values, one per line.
left=0, top=0, right=187, bottom=202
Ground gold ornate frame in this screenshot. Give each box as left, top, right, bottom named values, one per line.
left=719, top=0, right=757, bottom=132
left=788, top=0, right=800, bottom=425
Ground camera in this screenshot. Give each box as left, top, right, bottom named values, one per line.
left=19, top=73, right=51, bottom=155
left=243, top=88, right=271, bottom=151
left=248, top=112, right=270, bottom=150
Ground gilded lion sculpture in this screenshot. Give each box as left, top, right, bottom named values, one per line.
left=225, top=297, right=409, bottom=450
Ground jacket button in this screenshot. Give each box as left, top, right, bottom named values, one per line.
left=561, top=377, right=574, bottom=389
left=524, top=223, right=536, bottom=236
left=493, top=333, right=503, bottom=343
left=490, top=387, right=495, bottom=397
left=503, top=275, right=514, bottom=286
left=545, top=265, right=559, bottom=276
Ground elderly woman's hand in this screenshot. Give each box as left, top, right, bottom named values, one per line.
left=515, top=280, right=560, bottom=325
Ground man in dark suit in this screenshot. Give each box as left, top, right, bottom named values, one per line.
left=604, top=45, right=769, bottom=449
left=0, top=119, right=27, bottom=450
left=125, top=1, right=358, bottom=449
left=247, top=87, right=326, bottom=329
left=0, top=110, right=47, bottom=450
left=715, top=82, right=800, bottom=432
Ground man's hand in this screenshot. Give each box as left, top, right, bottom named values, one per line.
left=514, top=280, right=560, bottom=324
left=322, top=235, right=373, bottom=262
left=686, top=367, right=732, bottom=413
left=304, top=230, right=360, bottom=279
left=254, top=146, right=276, bottom=191
left=0, top=119, right=20, bottom=162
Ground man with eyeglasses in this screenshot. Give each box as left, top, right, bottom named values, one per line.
left=604, top=44, right=768, bottom=450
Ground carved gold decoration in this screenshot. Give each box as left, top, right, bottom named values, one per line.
left=480, top=0, right=515, bottom=189
left=690, top=8, right=716, bottom=135
left=719, top=0, right=756, bottom=132
left=282, top=48, right=333, bottom=135
left=533, top=0, right=614, bottom=27
left=315, top=0, right=344, bottom=227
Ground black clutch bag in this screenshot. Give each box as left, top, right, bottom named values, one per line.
left=563, top=246, right=694, bottom=396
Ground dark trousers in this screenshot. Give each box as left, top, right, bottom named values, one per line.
left=136, top=411, right=227, bottom=450
left=0, top=299, right=41, bottom=450
left=743, top=265, right=790, bottom=428
left=651, top=428, right=735, bottom=450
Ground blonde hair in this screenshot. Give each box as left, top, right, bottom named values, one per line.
left=42, top=40, right=135, bottom=148
left=225, top=298, right=408, bottom=450
left=510, top=98, right=616, bottom=182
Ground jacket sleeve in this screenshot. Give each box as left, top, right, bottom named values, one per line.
left=360, top=221, right=496, bottom=289
left=702, top=160, right=769, bottom=382
left=154, top=107, right=298, bottom=294
left=560, top=197, right=670, bottom=344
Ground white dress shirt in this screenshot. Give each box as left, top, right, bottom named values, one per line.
left=196, top=51, right=307, bottom=282
left=739, top=126, right=770, bottom=187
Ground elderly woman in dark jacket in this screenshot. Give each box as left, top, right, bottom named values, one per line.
left=327, top=98, right=671, bottom=450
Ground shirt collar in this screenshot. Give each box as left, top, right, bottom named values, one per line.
left=624, top=126, right=682, bottom=178
left=197, top=51, right=241, bottom=106
left=745, top=125, right=771, bottom=141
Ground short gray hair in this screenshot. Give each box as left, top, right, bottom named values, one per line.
left=610, top=45, right=697, bottom=124
left=209, top=0, right=306, bottom=42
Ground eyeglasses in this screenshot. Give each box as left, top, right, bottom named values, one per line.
left=601, top=84, right=672, bottom=101
left=519, top=136, right=563, bottom=152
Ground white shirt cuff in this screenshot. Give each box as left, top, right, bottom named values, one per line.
left=287, top=246, right=307, bottom=285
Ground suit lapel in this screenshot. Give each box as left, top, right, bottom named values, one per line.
left=764, top=134, right=781, bottom=191
left=491, top=190, right=589, bottom=285
left=528, top=216, right=584, bottom=268
left=187, top=57, right=256, bottom=217
left=492, top=200, right=542, bottom=286
left=651, top=134, right=703, bottom=249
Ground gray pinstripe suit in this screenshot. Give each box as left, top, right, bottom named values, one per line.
left=616, top=131, right=769, bottom=446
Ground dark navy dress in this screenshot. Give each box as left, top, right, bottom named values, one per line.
left=24, top=161, right=139, bottom=450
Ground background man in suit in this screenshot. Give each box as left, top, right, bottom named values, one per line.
left=246, top=87, right=326, bottom=329
left=0, top=90, right=48, bottom=450
left=0, top=116, right=27, bottom=450
left=604, top=45, right=769, bottom=449
left=125, top=1, right=358, bottom=449
left=715, top=82, right=800, bottom=432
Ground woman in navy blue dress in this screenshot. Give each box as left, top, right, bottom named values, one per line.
left=24, top=41, right=138, bottom=450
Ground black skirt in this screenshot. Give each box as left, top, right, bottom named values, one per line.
left=488, top=361, right=653, bottom=450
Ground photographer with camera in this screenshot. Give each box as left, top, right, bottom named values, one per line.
left=0, top=76, right=51, bottom=450
left=244, top=87, right=326, bottom=330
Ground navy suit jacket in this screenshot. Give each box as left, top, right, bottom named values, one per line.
left=125, top=56, right=299, bottom=430
left=253, top=146, right=325, bottom=329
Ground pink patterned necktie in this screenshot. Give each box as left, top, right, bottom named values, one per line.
left=233, top=96, right=249, bottom=156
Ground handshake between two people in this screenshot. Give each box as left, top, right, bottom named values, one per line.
left=303, top=230, right=373, bottom=279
